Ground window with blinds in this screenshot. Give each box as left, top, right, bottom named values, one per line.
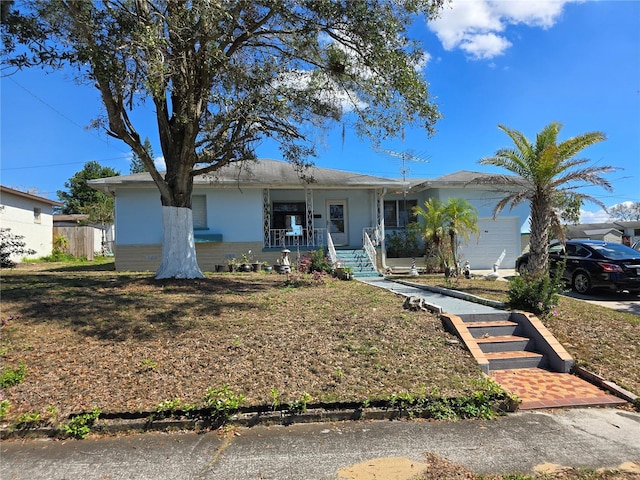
left=192, top=195, right=207, bottom=229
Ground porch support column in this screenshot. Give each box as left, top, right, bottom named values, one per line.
left=305, top=188, right=314, bottom=246
left=263, top=188, right=271, bottom=248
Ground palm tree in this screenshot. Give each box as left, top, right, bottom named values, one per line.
left=413, top=198, right=479, bottom=275
left=442, top=198, right=479, bottom=273
left=413, top=198, right=447, bottom=272
left=479, top=122, right=615, bottom=276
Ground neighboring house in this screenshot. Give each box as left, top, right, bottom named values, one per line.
left=0, top=185, right=62, bottom=262
left=565, top=221, right=640, bottom=246
left=613, top=221, right=640, bottom=247
left=88, top=160, right=530, bottom=272
left=564, top=223, right=623, bottom=243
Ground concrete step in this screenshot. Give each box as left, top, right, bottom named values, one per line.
left=476, top=335, right=534, bottom=353
left=486, top=351, right=546, bottom=370
left=466, top=321, right=519, bottom=338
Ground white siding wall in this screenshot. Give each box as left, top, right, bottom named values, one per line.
left=407, top=187, right=530, bottom=269
left=0, top=192, right=56, bottom=260
left=114, top=187, right=264, bottom=246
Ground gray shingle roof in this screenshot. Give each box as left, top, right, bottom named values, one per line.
left=89, top=159, right=407, bottom=190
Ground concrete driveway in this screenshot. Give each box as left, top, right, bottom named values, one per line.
left=564, top=290, right=640, bottom=316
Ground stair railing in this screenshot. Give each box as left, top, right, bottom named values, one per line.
left=327, top=232, right=338, bottom=266
left=363, top=231, right=378, bottom=272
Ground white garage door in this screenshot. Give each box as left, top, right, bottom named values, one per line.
left=459, top=218, right=519, bottom=270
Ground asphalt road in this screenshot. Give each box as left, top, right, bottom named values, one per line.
left=2, top=408, right=639, bottom=479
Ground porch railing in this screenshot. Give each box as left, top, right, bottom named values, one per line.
left=362, top=226, right=382, bottom=247
left=264, top=228, right=327, bottom=249
left=363, top=231, right=378, bottom=272
left=327, top=232, right=338, bottom=266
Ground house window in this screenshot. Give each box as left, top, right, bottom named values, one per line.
left=192, top=195, right=207, bottom=229
left=384, top=200, right=417, bottom=228
left=34, top=207, right=42, bottom=224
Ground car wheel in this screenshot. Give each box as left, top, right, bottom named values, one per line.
left=572, top=272, right=591, bottom=294
left=517, top=262, right=528, bottom=275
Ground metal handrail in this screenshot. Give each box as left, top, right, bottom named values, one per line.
left=327, top=232, right=338, bottom=266
left=363, top=231, right=378, bottom=272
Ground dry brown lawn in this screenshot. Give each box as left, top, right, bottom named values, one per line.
left=1, top=262, right=485, bottom=422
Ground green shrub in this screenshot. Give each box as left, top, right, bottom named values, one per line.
left=0, top=361, right=26, bottom=387
left=203, top=385, right=245, bottom=421
left=385, top=224, right=422, bottom=258
left=13, top=412, right=41, bottom=429
left=0, top=228, right=36, bottom=268
left=507, top=267, right=564, bottom=317
left=0, top=397, right=11, bottom=419
left=300, top=249, right=333, bottom=274
left=63, top=407, right=101, bottom=439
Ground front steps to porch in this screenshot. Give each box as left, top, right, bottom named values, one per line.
left=442, top=311, right=629, bottom=409
left=335, top=249, right=381, bottom=278
left=442, top=311, right=573, bottom=374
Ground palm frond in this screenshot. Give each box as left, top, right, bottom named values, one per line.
left=558, top=131, right=606, bottom=159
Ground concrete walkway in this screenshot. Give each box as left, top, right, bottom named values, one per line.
left=358, top=276, right=506, bottom=315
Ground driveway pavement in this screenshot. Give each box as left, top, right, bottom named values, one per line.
left=564, top=290, right=640, bottom=315
left=2, top=408, right=639, bottom=479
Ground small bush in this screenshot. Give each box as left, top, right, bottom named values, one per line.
left=507, top=267, right=564, bottom=317
left=203, top=385, right=245, bottom=421
left=0, top=397, right=11, bottom=419
left=0, top=361, right=26, bottom=388
left=13, top=412, right=41, bottom=429
left=298, top=249, right=333, bottom=274
left=63, top=407, right=101, bottom=439
left=0, top=228, right=36, bottom=268
left=385, top=224, right=422, bottom=258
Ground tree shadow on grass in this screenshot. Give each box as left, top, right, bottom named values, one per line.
left=2, top=272, right=283, bottom=342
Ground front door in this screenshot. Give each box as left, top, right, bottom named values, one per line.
left=327, top=200, right=348, bottom=246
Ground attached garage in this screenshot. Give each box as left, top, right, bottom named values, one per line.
left=459, top=217, right=520, bottom=270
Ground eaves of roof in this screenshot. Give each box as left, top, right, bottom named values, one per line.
left=0, top=185, right=62, bottom=206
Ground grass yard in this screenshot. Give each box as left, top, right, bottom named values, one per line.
left=407, top=275, right=640, bottom=397
left=1, top=261, right=487, bottom=424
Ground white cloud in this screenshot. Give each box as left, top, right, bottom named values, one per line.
left=460, top=32, right=512, bottom=60
left=428, top=0, right=579, bottom=60
left=579, top=208, right=609, bottom=224
left=154, top=156, right=166, bottom=171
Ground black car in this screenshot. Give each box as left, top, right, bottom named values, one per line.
left=515, top=239, right=640, bottom=294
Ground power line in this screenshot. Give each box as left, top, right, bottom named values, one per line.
left=5, top=76, right=129, bottom=153
left=0, top=157, right=128, bottom=171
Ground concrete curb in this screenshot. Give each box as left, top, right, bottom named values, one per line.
left=574, top=366, right=639, bottom=404
left=1, top=397, right=520, bottom=441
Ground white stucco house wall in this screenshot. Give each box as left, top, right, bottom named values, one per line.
left=88, top=160, right=530, bottom=272
left=0, top=185, right=62, bottom=263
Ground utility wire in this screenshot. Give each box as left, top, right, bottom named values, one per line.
left=5, top=76, right=128, bottom=153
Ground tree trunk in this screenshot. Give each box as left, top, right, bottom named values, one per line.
left=527, top=196, right=552, bottom=276
left=155, top=206, right=204, bottom=279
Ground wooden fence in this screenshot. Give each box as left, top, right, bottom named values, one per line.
left=53, top=226, right=95, bottom=261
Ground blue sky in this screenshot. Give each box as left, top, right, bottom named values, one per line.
left=1, top=0, right=639, bottom=222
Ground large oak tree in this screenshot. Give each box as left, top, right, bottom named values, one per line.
left=3, top=0, right=444, bottom=278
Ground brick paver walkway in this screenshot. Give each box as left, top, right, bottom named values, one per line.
left=491, top=368, right=627, bottom=410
